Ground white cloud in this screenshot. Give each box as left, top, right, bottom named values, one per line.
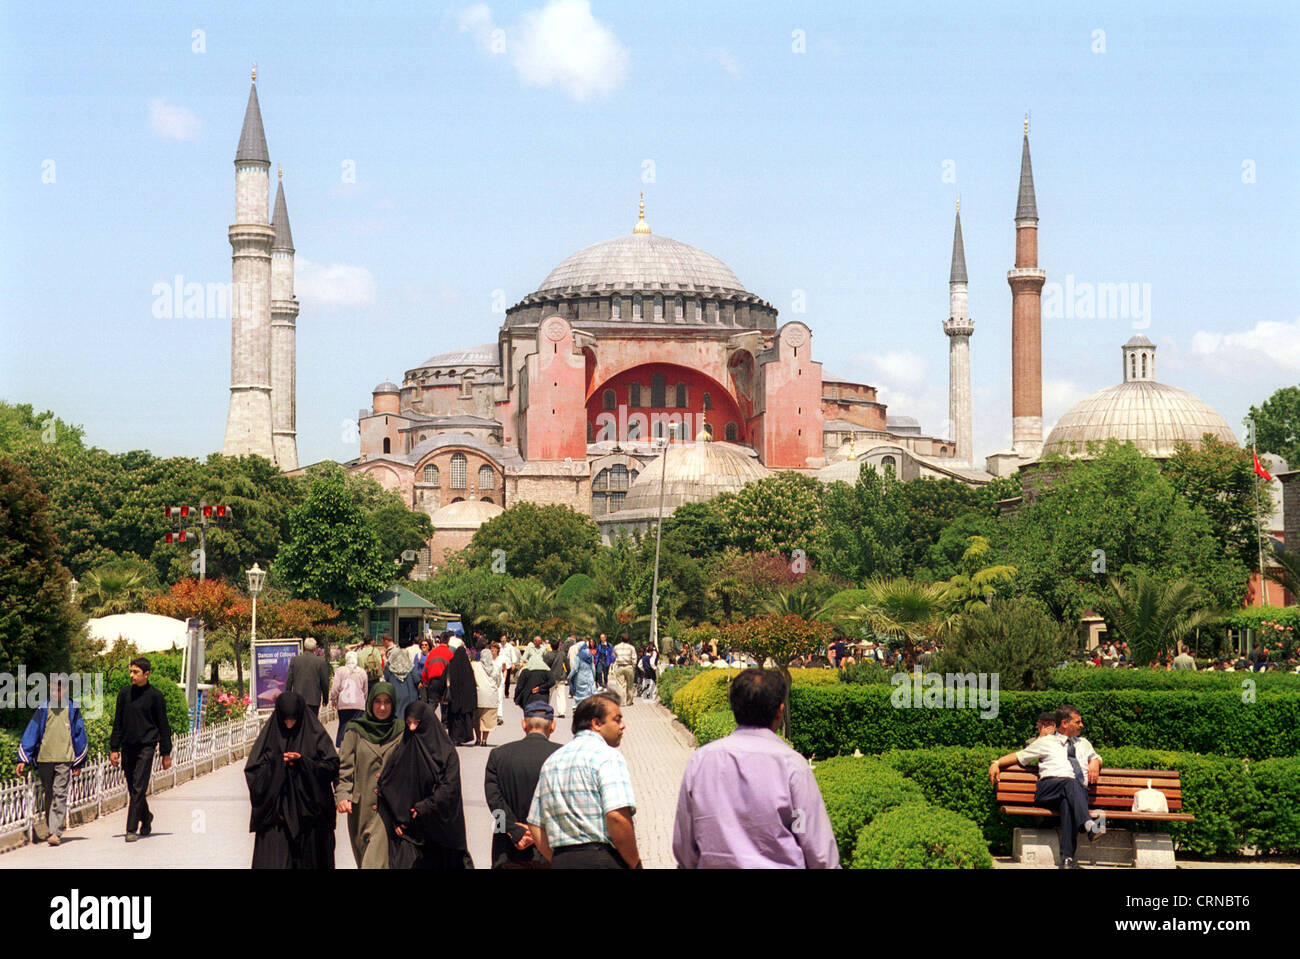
left=460, top=1, right=630, bottom=102
left=148, top=99, right=200, bottom=141
left=1042, top=377, right=1089, bottom=435
left=1189, top=319, right=1300, bottom=374
left=710, top=48, right=741, bottom=77
left=295, top=257, right=376, bottom=309
left=852, top=349, right=927, bottom=390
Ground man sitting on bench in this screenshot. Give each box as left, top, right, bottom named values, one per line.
left=989, top=704, right=1107, bottom=869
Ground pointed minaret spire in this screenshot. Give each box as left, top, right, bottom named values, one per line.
left=1016, top=116, right=1038, bottom=223
left=272, top=168, right=294, bottom=251
left=236, top=72, right=270, bottom=164
left=950, top=197, right=968, bottom=284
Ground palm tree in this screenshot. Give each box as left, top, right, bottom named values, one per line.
left=79, top=562, right=157, bottom=617
left=942, top=536, right=1017, bottom=612
left=1092, top=571, right=1219, bottom=665
left=837, top=577, right=960, bottom=666
left=765, top=585, right=831, bottom=620
left=572, top=600, right=649, bottom=641
left=1267, top=543, right=1300, bottom=604
left=475, top=579, right=568, bottom=642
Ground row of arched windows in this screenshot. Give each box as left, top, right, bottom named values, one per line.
left=603, top=378, right=709, bottom=411
left=587, top=420, right=739, bottom=442
left=610, top=295, right=723, bottom=324
left=592, top=464, right=638, bottom=516
left=419, top=455, right=495, bottom=491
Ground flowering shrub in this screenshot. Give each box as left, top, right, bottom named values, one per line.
left=206, top=690, right=251, bottom=724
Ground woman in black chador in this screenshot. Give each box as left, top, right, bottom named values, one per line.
left=245, top=691, right=340, bottom=868
left=443, top=643, right=477, bottom=746
left=379, top=701, right=473, bottom=869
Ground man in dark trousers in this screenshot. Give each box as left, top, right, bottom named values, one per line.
left=484, top=701, right=563, bottom=868
left=285, top=638, right=331, bottom=712
left=109, top=658, right=173, bottom=842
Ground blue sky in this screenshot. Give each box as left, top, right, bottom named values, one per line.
left=2, top=1, right=1297, bottom=468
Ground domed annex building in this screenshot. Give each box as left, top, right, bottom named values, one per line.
left=345, top=197, right=966, bottom=564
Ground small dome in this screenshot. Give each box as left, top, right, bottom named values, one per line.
left=1044, top=381, right=1238, bottom=458
left=373, top=380, right=400, bottom=394
left=431, top=498, right=504, bottom=529
left=535, top=233, right=748, bottom=296
left=620, top=441, right=768, bottom=513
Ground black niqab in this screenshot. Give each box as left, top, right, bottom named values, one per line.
left=245, top=691, right=339, bottom=845
left=378, top=701, right=471, bottom=868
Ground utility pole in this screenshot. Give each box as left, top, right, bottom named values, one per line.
left=164, top=501, right=233, bottom=717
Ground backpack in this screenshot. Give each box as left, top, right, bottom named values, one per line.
left=358, top=645, right=383, bottom=683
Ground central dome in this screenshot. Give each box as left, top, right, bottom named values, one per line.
left=535, top=233, right=749, bottom=297
left=1044, top=381, right=1238, bottom=458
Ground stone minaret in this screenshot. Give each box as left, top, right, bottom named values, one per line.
left=270, top=167, right=299, bottom=470
left=943, top=198, right=974, bottom=464
left=222, top=68, right=277, bottom=464
left=1008, top=117, right=1045, bottom=459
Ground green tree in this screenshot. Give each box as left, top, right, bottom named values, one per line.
left=476, top=578, right=569, bottom=641
left=276, top=469, right=389, bottom=619
left=407, top=556, right=512, bottom=632
left=77, top=557, right=160, bottom=617
left=897, top=478, right=990, bottom=576
left=463, top=502, right=599, bottom=586
left=1248, top=385, right=1300, bottom=468
left=661, top=501, right=730, bottom=560
left=1267, top=543, right=1300, bottom=604
left=0, top=456, right=82, bottom=676
left=919, top=511, right=998, bottom=581
left=1162, top=437, right=1264, bottom=571
left=1092, top=570, right=1220, bottom=665
left=719, top=614, right=834, bottom=737
left=820, top=464, right=907, bottom=583
left=838, top=577, right=960, bottom=666
left=933, top=596, right=1074, bottom=691
left=941, top=536, right=1017, bottom=612
left=0, top=401, right=85, bottom=454
left=713, top=472, right=826, bottom=557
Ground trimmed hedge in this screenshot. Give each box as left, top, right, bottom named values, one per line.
left=1048, top=665, right=1300, bottom=692
left=1246, top=757, right=1300, bottom=856
left=656, top=667, right=707, bottom=710
left=694, top=709, right=738, bottom=746
left=788, top=684, right=1300, bottom=760
left=878, top=746, right=1009, bottom=853
left=672, top=667, right=841, bottom=732
left=813, top=756, right=927, bottom=861
left=851, top=803, right=993, bottom=869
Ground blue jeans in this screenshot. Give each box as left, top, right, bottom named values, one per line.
left=336, top=709, right=362, bottom=747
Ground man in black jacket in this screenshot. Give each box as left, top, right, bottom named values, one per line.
left=285, top=638, right=331, bottom=711
left=109, top=658, right=173, bottom=842
left=483, top=701, right=562, bottom=868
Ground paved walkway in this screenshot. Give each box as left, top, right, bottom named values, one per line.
left=0, top=692, right=695, bottom=869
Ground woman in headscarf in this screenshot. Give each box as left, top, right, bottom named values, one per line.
left=513, top=638, right=553, bottom=710
left=443, top=640, right=477, bottom=746
left=570, top=641, right=599, bottom=706
left=335, top=683, right=402, bottom=868
left=383, top=637, right=420, bottom=721
left=245, top=691, right=339, bottom=868
left=329, top=651, right=368, bottom=748
left=379, top=701, right=473, bottom=869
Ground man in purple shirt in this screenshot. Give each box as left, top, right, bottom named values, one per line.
left=672, top=669, right=839, bottom=869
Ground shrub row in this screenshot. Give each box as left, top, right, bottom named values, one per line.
left=852, top=804, right=993, bottom=869
left=693, top=710, right=737, bottom=746
left=788, top=684, right=1300, bottom=760
left=1048, top=664, right=1300, bottom=692
left=655, top=667, right=708, bottom=710
left=671, top=668, right=840, bottom=732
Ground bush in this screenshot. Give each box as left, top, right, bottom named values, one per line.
left=813, top=756, right=927, bottom=861
left=851, top=803, right=993, bottom=869
left=788, top=683, right=1300, bottom=760
left=837, top=659, right=892, bottom=685
left=656, top=666, right=707, bottom=709
left=933, top=597, right=1073, bottom=691
left=1246, top=757, right=1300, bottom=855
left=878, top=746, right=1010, bottom=852
left=105, top=669, right=192, bottom=739
left=1049, top=664, right=1300, bottom=692
left=693, top=709, right=737, bottom=746
left=673, top=668, right=842, bottom=734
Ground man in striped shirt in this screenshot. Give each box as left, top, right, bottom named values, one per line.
left=528, top=693, right=641, bottom=869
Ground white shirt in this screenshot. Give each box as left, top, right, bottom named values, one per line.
left=1016, top=733, right=1101, bottom=783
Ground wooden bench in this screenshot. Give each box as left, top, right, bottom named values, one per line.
left=996, top=765, right=1194, bottom=823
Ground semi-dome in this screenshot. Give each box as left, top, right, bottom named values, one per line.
left=416, top=344, right=498, bottom=370
left=1044, top=339, right=1237, bottom=459
left=372, top=380, right=400, bottom=394
left=619, top=441, right=768, bottom=514
left=431, top=498, right=504, bottom=529
left=535, top=233, right=749, bottom=296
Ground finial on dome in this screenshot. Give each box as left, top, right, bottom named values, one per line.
left=633, top=192, right=651, bottom=234
left=252, top=63, right=257, bottom=83
left=694, top=410, right=712, bottom=443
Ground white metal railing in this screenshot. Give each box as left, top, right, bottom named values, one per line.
left=1, top=706, right=337, bottom=844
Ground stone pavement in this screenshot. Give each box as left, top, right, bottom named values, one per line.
left=0, top=690, right=696, bottom=869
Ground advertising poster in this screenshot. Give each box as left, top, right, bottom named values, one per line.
left=251, top=639, right=301, bottom=712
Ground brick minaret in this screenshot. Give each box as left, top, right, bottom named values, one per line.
left=223, top=68, right=277, bottom=464
left=270, top=167, right=299, bottom=470
left=1008, top=117, right=1045, bottom=458
left=943, top=198, right=974, bottom=464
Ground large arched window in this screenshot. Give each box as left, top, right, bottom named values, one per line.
left=478, top=465, right=495, bottom=489
left=633, top=295, right=642, bottom=321
left=480, top=496, right=493, bottom=505
left=725, top=422, right=738, bottom=442
left=592, top=465, right=638, bottom=516
left=675, top=382, right=687, bottom=408
left=694, top=299, right=703, bottom=323
left=650, top=373, right=666, bottom=407
left=674, top=296, right=684, bottom=322
left=603, top=389, right=616, bottom=410
left=880, top=455, right=897, bottom=472
left=653, top=296, right=664, bottom=322
left=628, top=382, right=641, bottom=408
left=611, top=296, right=622, bottom=321
left=423, top=464, right=439, bottom=485
left=450, top=453, right=468, bottom=489
left=628, top=419, right=642, bottom=441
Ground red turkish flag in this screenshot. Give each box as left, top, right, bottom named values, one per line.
left=1254, top=450, right=1274, bottom=482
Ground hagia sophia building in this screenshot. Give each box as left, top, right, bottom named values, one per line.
left=219, top=75, right=1246, bottom=572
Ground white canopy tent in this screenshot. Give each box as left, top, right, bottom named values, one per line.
left=86, top=613, right=189, bottom=653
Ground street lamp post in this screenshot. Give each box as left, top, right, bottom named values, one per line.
left=247, top=563, right=265, bottom=703
left=648, top=423, right=677, bottom=655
